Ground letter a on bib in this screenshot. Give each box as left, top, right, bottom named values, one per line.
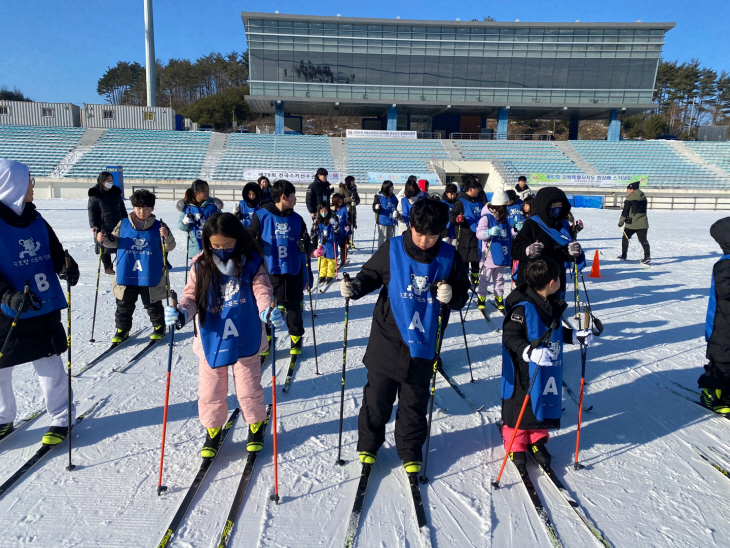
left=409, top=311, right=425, bottom=333
left=222, top=318, right=239, bottom=340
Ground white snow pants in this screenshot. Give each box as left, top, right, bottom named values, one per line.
left=0, top=354, right=75, bottom=427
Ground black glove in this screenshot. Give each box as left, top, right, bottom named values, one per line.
left=59, top=252, right=80, bottom=286
left=2, top=289, right=41, bottom=314
left=297, top=237, right=311, bottom=255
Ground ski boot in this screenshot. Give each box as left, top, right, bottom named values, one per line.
left=495, top=295, right=505, bottom=312
left=470, top=272, right=479, bottom=287
left=247, top=416, right=269, bottom=452
left=701, top=388, right=730, bottom=415
left=0, top=422, right=14, bottom=442
left=201, top=426, right=223, bottom=458
left=359, top=451, right=376, bottom=465
left=290, top=335, right=302, bottom=355
left=111, top=329, right=130, bottom=344
left=150, top=325, right=165, bottom=341
left=42, top=426, right=68, bottom=446
left=641, top=257, right=651, bottom=265
left=403, top=461, right=422, bottom=474
left=477, top=296, right=486, bottom=310
left=510, top=451, right=528, bottom=475
left=261, top=335, right=272, bottom=357
left=104, top=267, right=115, bottom=276
left=528, top=438, right=552, bottom=469
left=616, top=255, right=627, bottom=261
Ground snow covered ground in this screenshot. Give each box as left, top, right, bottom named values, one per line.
left=1, top=197, right=729, bottom=548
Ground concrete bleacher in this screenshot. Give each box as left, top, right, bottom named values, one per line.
left=684, top=142, right=730, bottom=174
left=0, top=125, right=85, bottom=176
left=214, top=134, right=333, bottom=180
left=455, top=141, right=582, bottom=179
left=66, top=129, right=210, bottom=180
left=345, top=139, right=449, bottom=182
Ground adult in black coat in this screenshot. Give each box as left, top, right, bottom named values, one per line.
left=512, top=186, right=583, bottom=295
left=342, top=200, right=470, bottom=466
left=87, top=171, right=126, bottom=274
left=305, top=167, right=333, bottom=222
left=449, top=179, right=483, bottom=282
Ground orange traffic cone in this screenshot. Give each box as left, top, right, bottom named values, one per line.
left=588, top=250, right=601, bottom=278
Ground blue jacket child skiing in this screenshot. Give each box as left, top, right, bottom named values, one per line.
left=331, top=193, right=349, bottom=268
left=500, top=257, right=594, bottom=472
left=234, top=182, right=262, bottom=229
left=340, top=199, right=471, bottom=474
left=313, top=201, right=341, bottom=283
left=165, top=212, right=286, bottom=458
left=97, top=189, right=176, bottom=343
left=177, top=179, right=223, bottom=259
left=0, top=159, right=80, bottom=446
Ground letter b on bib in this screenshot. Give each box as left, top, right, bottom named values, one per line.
left=278, top=245, right=288, bottom=260
left=35, top=273, right=49, bottom=292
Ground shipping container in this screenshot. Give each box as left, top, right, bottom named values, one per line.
left=0, top=101, right=80, bottom=127
left=81, top=104, right=176, bottom=131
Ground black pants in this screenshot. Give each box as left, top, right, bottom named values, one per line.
left=264, top=301, right=304, bottom=338
left=357, top=370, right=431, bottom=463
left=622, top=228, right=650, bottom=260
left=339, top=241, right=347, bottom=266
left=698, top=359, right=730, bottom=392
left=115, top=286, right=165, bottom=331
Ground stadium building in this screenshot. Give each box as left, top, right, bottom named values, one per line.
left=242, top=12, right=674, bottom=139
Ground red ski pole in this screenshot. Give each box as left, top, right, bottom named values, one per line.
left=157, top=232, right=175, bottom=495
left=267, top=302, right=280, bottom=504
left=574, top=309, right=591, bottom=470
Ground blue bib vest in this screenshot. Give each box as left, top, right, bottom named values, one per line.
left=378, top=194, right=398, bottom=226
left=256, top=209, right=302, bottom=276
left=0, top=211, right=66, bottom=319
left=507, top=203, right=524, bottom=230
left=318, top=222, right=338, bottom=260
left=116, top=218, right=163, bottom=287
left=199, top=254, right=263, bottom=368
left=388, top=236, right=455, bottom=359
left=706, top=255, right=730, bottom=341
left=459, top=198, right=482, bottom=235
left=334, top=208, right=348, bottom=243
left=238, top=201, right=259, bottom=229
left=486, top=215, right=513, bottom=267
left=184, top=202, right=218, bottom=249
left=442, top=200, right=456, bottom=239
left=501, top=302, right=563, bottom=422
left=401, top=198, right=413, bottom=228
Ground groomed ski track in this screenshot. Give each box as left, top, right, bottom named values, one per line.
left=1, top=200, right=730, bottom=546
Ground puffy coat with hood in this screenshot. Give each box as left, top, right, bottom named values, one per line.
left=338, top=182, right=360, bottom=229
left=449, top=191, right=482, bottom=263
left=176, top=197, right=223, bottom=258
left=512, top=186, right=579, bottom=291
left=0, top=159, right=68, bottom=368
left=306, top=179, right=333, bottom=216
left=233, top=182, right=262, bottom=222
left=88, top=181, right=127, bottom=255
left=619, top=189, right=649, bottom=230
left=707, top=217, right=730, bottom=363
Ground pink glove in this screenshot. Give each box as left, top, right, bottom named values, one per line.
left=344, top=226, right=351, bottom=233
left=314, top=246, right=325, bottom=257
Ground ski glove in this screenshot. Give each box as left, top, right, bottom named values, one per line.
left=164, top=305, right=187, bottom=328
left=522, top=345, right=557, bottom=366
left=2, top=289, right=41, bottom=314
left=436, top=283, right=452, bottom=304
left=394, top=211, right=403, bottom=222
left=455, top=214, right=465, bottom=224
left=575, top=220, right=584, bottom=233
left=488, top=226, right=503, bottom=237
left=59, top=253, right=80, bottom=287
left=568, top=241, right=582, bottom=257
left=572, top=329, right=595, bottom=347
left=261, top=307, right=286, bottom=329
left=340, top=278, right=354, bottom=299
left=182, top=214, right=195, bottom=225
left=514, top=221, right=524, bottom=232
left=314, top=246, right=325, bottom=258
left=374, top=203, right=381, bottom=211
left=526, top=242, right=544, bottom=258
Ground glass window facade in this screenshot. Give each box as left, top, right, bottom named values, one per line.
left=245, top=16, right=670, bottom=105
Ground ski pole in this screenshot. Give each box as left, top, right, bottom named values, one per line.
left=574, top=309, right=591, bottom=470
left=458, top=309, right=475, bottom=383
left=64, top=253, right=76, bottom=472
left=306, top=258, right=320, bottom=375
left=492, top=324, right=556, bottom=489
left=185, top=230, right=190, bottom=286
left=574, top=262, right=581, bottom=323
left=336, top=273, right=350, bottom=466
left=157, top=230, right=175, bottom=496
left=268, top=302, right=280, bottom=504
left=89, top=247, right=102, bottom=342
left=334, top=236, right=339, bottom=281
left=371, top=213, right=377, bottom=254
left=0, top=281, right=29, bottom=360
left=579, top=271, right=604, bottom=336
left=420, top=293, right=447, bottom=484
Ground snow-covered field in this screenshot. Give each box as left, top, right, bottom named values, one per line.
left=1, top=197, right=729, bottom=548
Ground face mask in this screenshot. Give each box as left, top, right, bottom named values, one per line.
left=550, top=207, right=561, bottom=218
left=104, top=182, right=114, bottom=189
left=320, top=212, right=328, bottom=218
left=212, top=246, right=237, bottom=262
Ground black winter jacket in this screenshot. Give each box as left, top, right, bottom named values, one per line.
left=449, top=192, right=481, bottom=263
left=502, top=284, right=573, bottom=430
left=305, top=180, right=334, bottom=216
left=707, top=217, right=730, bottom=363
left=88, top=183, right=126, bottom=233
left=349, top=232, right=470, bottom=384
left=0, top=202, right=68, bottom=368
left=512, top=186, right=577, bottom=291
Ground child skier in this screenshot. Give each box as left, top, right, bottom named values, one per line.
left=440, top=183, right=458, bottom=244
left=340, top=199, right=470, bottom=473
left=372, top=180, right=398, bottom=248
left=247, top=180, right=311, bottom=357
left=96, top=189, right=176, bottom=343
left=450, top=177, right=483, bottom=286
left=396, top=178, right=426, bottom=234
left=234, top=182, right=262, bottom=229
left=699, top=217, right=730, bottom=414
left=314, top=201, right=341, bottom=284
left=0, top=159, right=80, bottom=445
left=164, top=212, right=286, bottom=457
left=177, top=179, right=223, bottom=260
left=331, top=193, right=349, bottom=267
left=475, top=189, right=512, bottom=312
left=506, top=190, right=524, bottom=229
left=501, top=257, right=594, bottom=472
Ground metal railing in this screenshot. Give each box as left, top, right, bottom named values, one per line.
left=450, top=132, right=556, bottom=141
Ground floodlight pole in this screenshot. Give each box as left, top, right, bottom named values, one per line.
left=144, top=0, right=157, bottom=107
